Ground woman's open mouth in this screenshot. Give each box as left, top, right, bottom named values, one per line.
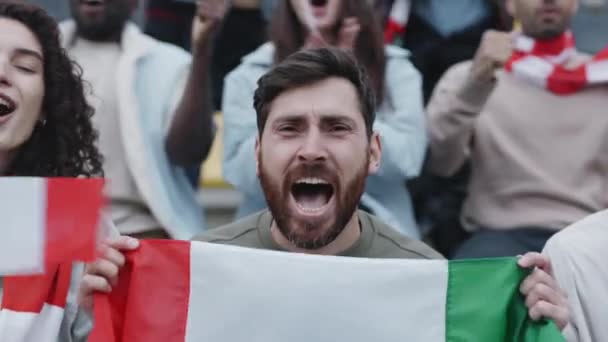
left=0, top=94, right=17, bottom=123
left=309, top=0, right=328, bottom=18
left=310, top=0, right=328, bottom=7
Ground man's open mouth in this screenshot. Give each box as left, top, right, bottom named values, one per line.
left=291, top=177, right=335, bottom=213
left=0, top=94, right=16, bottom=118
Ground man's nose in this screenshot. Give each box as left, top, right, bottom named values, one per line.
left=297, top=129, right=328, bottom=162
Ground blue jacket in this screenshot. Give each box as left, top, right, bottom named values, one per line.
left=222, top=43, right=427, bottom=238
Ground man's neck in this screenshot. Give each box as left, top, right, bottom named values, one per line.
left=79, top=34, right=122, bottom=44
left=270, top=213, right=361, bottom=255
left=74, top=34, right=123, bottom=52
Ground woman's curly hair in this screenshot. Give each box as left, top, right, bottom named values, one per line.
left=1, top=2, right=103, bottom=177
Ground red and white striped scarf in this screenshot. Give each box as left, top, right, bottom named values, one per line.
left=506, top=31, right=608, bottom=94
left=384, top=0, right=411, bottom=43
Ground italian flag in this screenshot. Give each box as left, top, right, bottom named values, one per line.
left=0, top=177, right=104, bottom=275
left=0, top=178, right=103, bottom=341
left=90, top=241, right=564, bottom=342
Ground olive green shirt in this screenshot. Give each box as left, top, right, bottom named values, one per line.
left=194, top=210, right=443, bottom=259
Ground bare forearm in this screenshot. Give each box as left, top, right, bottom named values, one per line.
left=166, top=42, right=215, bottom=166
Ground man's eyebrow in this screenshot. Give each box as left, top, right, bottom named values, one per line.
left=320, top=115, right=357, bottom=125
left=272, top=114, right=307, bottom=124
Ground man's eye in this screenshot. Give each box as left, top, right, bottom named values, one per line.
left=279, top=125, right=297, bottom=132
left=330, top=125, right=350, bottom=132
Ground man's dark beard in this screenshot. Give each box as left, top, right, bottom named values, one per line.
left=534, top=25, right=569, bottom=40
left=259, top=155, right=369, bottom=250
left=525, top=16, right=571, bottom=40
left=70, top=1, right=132, bottom=41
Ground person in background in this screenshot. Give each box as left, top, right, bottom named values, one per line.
left=384, top=0, right=505, bottom=102
left=0, top=2, right=105, bottom=340
left=143, top=0, right=273, bottom=185
left=61, top=0, right=222, bottom=239
left=210, top=0, right=272, bottom=109
left=81, top=48, right=570, bottom=337
left=223, top=0, right=427, bottom=238
left=381, top=0, right=508, bottom=257
left=427, top=0, right=608, bottom=258
left=144, top=0, right=275, bottom=109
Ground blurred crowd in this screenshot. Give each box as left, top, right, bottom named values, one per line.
left=26, top=0, right=608, bottom=248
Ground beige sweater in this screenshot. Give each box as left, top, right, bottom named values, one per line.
left=427, top=60, right=608, bottom=231
left=543, top=210, right=608, bottom=342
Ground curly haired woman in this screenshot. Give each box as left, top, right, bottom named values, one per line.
left=0, top=2, right=107, bottom=341
left=0, top=4, right=102, bottom=177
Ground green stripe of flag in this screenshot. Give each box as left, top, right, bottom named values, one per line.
left=446, top=258, right=565, bottom=342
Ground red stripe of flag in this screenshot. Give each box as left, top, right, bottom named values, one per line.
left=45, top=178, right=104, bottom=266
left=1, top=263, right=73, bottom=312
left=90, top=240, right=192, bottom=342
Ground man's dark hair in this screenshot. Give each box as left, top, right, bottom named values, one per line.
left=253, top=47, right=376, bottom=138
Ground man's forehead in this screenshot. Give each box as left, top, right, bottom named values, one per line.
left=269, top=107, right=361, bottom=123
left=267, top=77, right=362, bottom=123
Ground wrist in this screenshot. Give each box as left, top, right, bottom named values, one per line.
left=457, top=76, right=496, bottom=112
left=192, top=38, right=214, bottom=58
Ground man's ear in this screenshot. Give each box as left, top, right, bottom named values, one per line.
left=255, top=135, right=261, bottom=177
left=368, top=132, right=382, bottom=175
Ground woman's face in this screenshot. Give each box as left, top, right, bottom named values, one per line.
left=291, top=0, right=343, bottom=30
left=0, top=18, right=45, bottom=161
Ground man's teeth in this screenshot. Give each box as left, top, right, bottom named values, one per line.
left=296, top=177, right=329, bottom=185
left=296, top=203, right=327, bottom=213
